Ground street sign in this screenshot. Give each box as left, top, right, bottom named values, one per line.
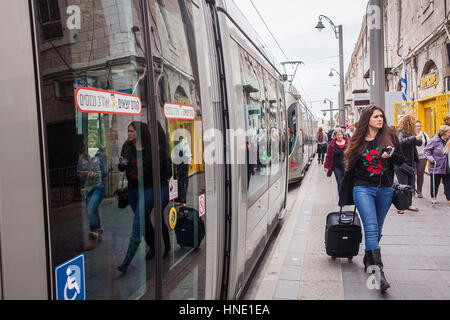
left=55, top=254, right=86, bottom=300
left=75, top=87, right=142, bottom=115
left=169, top=177, right=178, bottom=201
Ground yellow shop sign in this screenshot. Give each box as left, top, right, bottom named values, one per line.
left=420, top=72, right=438, bottom=89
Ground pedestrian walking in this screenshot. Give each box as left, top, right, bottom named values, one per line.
left=316, top=127, right=328, bottom=164
left=414, top=120, right=429, bottom=198
left=345, top=123, right=355, bottom=139
left=340, top=105, right=405, bottom=292
left=324, top=127, right=348, bottom=194
left=117, top=121, right=171, bottom=273
left=423, top=125, right=450, bottom=205
left=395, top=115, right=422, bottom=214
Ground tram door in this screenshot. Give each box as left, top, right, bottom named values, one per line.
left=32, top=0, right=209, bottom=300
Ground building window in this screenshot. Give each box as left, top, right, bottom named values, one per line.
left=37, top=0, right=63, bottom=39
left=421, top=0, right=434, bottom=22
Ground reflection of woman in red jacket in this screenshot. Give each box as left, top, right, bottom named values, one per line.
left=324, top=128, right=349, bottom=193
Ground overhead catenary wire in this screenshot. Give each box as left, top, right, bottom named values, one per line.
left=248, top=0, right=312, bottom=104
left=249, top=0, right=291, bottom=64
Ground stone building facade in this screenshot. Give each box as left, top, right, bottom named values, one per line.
left=345, top=0, right=450, bottom=131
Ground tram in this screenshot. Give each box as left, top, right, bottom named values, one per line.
left=287, top=85, right=318, bottom=183
left=0, top=0, right=316, bottom=300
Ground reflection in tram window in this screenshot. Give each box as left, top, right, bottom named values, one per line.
left=33, top=0, right=207, bottom=301
left=239, top=49, right=269, bottom=200
left=264, top=71, right=280, bottom=178
left=150, top=0, right=206, bottom=300
left=288, top=103, right=298, bottom=154
left=34, top=0, right=155, bottom=299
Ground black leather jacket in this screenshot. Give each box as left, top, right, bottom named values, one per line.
left=398, top=130, right=422, bottom=166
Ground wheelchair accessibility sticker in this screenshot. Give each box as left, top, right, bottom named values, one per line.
left=55, top=254, right=86, bottom=300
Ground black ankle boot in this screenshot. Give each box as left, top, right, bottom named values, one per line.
left=366, top=248, right=390, bottom=291
left=363, top=250, right=370, bottom=272
left=117, top=240, right=140, bottom=274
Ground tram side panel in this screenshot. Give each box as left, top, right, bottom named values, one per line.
left=194, top=0, right=227, bottom=299
left=217, top=4, right=287, bottom=298
left=0, top=0, right=48, bottom=299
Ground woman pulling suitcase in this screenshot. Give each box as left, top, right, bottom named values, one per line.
left=340, top=105, right=404, bottom=292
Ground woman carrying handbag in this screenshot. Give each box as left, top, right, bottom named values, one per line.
left=340, top=105, right=404, bottom=292
left=395, top=115, right=422, bottom=214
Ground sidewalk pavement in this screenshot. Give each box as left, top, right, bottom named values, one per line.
left=244, top=159, right=450, bottom=300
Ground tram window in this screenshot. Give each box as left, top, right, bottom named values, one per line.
left=278, top=84, right=286, bottom=162
left=287, top=103, right=298, bottom=154
left=150, top=0, right=206, bottom=300
left=33, top=0, right=208, bottom=301
left=239, top=49, right=269, bottom=201
left=34, top=0, right=154, bottom=300
left=263, top=71, right=280, bottom=178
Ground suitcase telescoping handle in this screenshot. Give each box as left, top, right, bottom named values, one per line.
left=339, top=206, right=357, bottom=225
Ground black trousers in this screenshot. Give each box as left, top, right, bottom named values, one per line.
left=414, top=158, right=427, bottom=194
left=430, top=173, right=450, bottom=200
left=177, top=163, right=189, bottom=204
left=396, top=168, right=414, bottom=206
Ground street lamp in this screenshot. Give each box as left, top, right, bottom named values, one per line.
left=321, top=98, right=338, bottom=128
left=315, top=15, right=345, bottom=127
left=328, top=68, right=339, bottom=78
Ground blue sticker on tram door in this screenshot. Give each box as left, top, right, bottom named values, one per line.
left=55, top=254, right=86, bottom=300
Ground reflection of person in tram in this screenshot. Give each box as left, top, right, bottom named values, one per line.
left=173, top=135, right=192, bottom=205
left=247, top=125, right=257, bottom=187
left=77, top=144, right=108, bottom=251
left=257, top=128, right=267, bottom=174
left=117, top=121, right=171, bottom=274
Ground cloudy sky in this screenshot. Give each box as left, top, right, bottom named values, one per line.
left=231, top=0, right=368, bottom=120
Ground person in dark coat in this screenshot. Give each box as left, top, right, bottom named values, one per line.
left=395, top=115, right=422, bottom=213
left=424, top=125, right=450, bottom=204
left=324, top=128, right=349, bottom=194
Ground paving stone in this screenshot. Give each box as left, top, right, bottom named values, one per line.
left=284, top=253, right=305, bottom=266
left=396, top=284, right=441, bottom=300
left=279, top=265, right=302, bottom=281
left=298, top=281, right=344, bottom=300
left=343, top=279, right=403, bottom=300
left=273, top=280, right=300, bottom=300
left=388, top=269, right=449, bottom=287
left=430, top=256, right=450, bottom=270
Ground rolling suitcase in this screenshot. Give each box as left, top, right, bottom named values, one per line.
left=325, top=207, right=362, bottom=260
left=175, top=206, right=205, bottom=248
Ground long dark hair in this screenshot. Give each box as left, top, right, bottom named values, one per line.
left=344, top=105, right=395, bottom=171
left=317, top=127, right=324, bottom=142
left=122, top=121, right=152, bottom=161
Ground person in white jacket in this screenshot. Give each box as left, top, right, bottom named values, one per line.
left=415, top=120, right=429, bottom=198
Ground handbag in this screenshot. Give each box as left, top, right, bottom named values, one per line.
left=114, top=174, right=129, bottom=209
left=392, top=182, right=413, bottom=210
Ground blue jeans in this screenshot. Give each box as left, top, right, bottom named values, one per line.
left=353, top=186, right=393, bottom=251
left=83, top=183, right=106, bottom=233
left=128, top=186, right=169, bottom=243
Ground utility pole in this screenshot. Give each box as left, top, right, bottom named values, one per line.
left=337, top=25, right=345, bottom=127
left=322, top=98, right=338, bottom=127
left=369, top=0, right=385, bottom=110
left=315, top=15, right=345, bottom=127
